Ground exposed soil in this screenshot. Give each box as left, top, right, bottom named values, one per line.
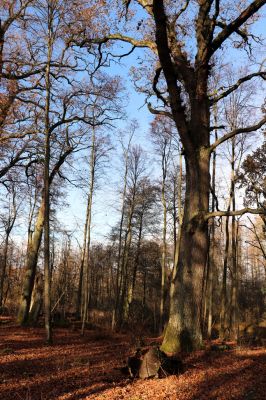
left=0, top=318, right=265, bottom=400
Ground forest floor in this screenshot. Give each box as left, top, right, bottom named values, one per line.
left=0, top=317, right=266, bottom=400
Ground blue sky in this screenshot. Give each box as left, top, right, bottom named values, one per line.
left=57, top=47, right=156, bottom=244
left=3, top=2, right=266, bottom=248
left=54, top=6, right=266, bottom=246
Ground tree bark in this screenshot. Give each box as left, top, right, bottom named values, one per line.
left=17, top=199, right=45, bottom=325
left=161, top=146, right=210, bottom=352
left=153, top=0, right=211, bottom=352
left=28, top=272, right=43, bottom=325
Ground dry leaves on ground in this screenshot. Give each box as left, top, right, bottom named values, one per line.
left=0, top=320, right=265, bottom=400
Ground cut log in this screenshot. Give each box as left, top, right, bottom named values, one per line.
left=139, top=347, right=161, bottom=378
left=120, top=347, right=183, bottom=379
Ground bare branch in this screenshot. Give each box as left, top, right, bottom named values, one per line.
left=210, top=71, right=266, bottom=104
left=137, top=0, right=153, bottom=16
left=170, top=0, right=190, bottom=29
left=214, top=0, right=220, bottom=21
left=152, top=66, right=168, bottom=106
left=78, top=33, right=157, bottom=54
left=0, top=131, right=36, bottom=143
left=147, top=103, right=173, bottom=119
left=210, top=116, right=266, bottom=152
left=0, top=141, right=30, bottom=179
left=215, top=20, right=249, bottom=43
left=247, top=216, right=266, bottom=260
left=210, top=0, right=266, bottom=57
left=49, top=146, right=74, bottom=184
left=210, top=125, right=225, bottom=131
left=205, top=207, right=266, bottom=220
left=0, top=0, right=32, bottom=32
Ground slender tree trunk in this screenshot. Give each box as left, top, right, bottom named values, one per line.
left=206, top=170, right=215, bottom=338
left=230, top=137, right=238, bottom=340
left=112, top=134, right=133, bottom=331
left=116, top=177, right=137, bottom=327
left=119, top=220, right=133, bottom=323
left=127, top=208, right=143, bottom=311
left=3, top=251, right=12, bottom=308
left=173, top=171, right=177, bottom=253
left=0, top=192, right=17, bottom=309
left=76, top=206, right=89, bottom=319
left=220, top=214, right=230, bottom=338
left=0, top=236, right=10, bottom=309
left=0, top=29, right=4, bottom=79
left=202, top=246, right=209, bottom=330
left=220, top=138, right=236, bottom=338
left=143, top=270, right=146, bottom=308
left=160, top=176, right=167, bottom=333
left=207, top=127, right=217, bottom=338
left=81, top=125, right=96, bottom=335
left=43, top=3, right=53, bottom=343
left=171, top=152, right=183, bottom=289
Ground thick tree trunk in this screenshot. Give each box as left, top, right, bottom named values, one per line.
left=29, top=272, right=43, bottom=324
left=161, top=147, right=210, bottom=353
left=17, top=199, right=45, bottom=325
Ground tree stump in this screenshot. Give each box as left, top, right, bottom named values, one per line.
left=124, top=346, right=183, bottom=379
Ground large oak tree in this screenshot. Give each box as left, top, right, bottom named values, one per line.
left=79, top=0, right=266, bottom=351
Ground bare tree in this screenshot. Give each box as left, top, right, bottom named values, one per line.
left=84, top=0, right=266, bottom=351
left=150, top=115, right=174, bottom=333
left=0, top=183, right=19, bottom=309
